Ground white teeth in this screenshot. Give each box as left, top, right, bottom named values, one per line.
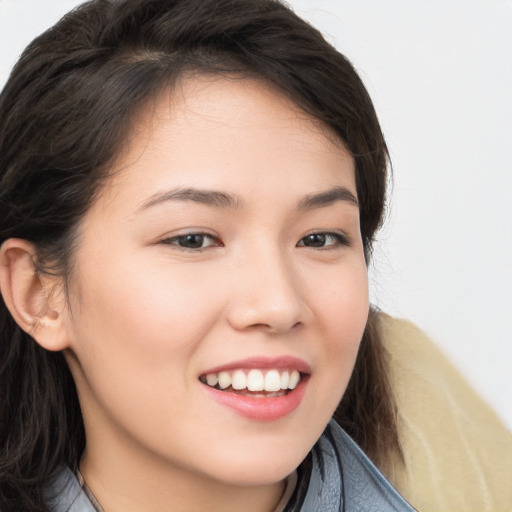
left=206, top=373, right=218, bottom=387
left=280, top=371, right=289, bottom=390
left=264, top=370, right=282, bottom=392
left=218, top=371, right=231, bottom=389
left=231, top=370, right=247, bottom=390
left=247, top=369, right=265, bottom=391
left=202, top=368, right=304, bottom=392
left=288, top=370, right=300, bottom=390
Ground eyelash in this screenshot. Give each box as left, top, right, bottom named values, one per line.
left=160, top=231, right=350, bottom=251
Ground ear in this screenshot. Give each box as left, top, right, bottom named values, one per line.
left=0, top=238, right=70, bottom=351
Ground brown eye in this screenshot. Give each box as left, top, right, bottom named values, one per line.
left=302, top=234, right=327, bottom=247
left=178, top=234, right=207, bottom=248
left=162, top=233, right=220, bottom=250
left=297, top=232, right=349, bottom=248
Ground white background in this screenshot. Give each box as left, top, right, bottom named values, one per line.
left=1, top=0, right=511, bottom=429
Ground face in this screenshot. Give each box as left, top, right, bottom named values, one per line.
left=62, top=77, right=369, bottom=488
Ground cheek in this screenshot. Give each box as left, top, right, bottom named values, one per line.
left=314, top=257, right=369, bottom=334
left=65, top=255, right=226, bottom=431
left=73, top=258, right=221, bottom=358
left=311, top=260, right=369, bottom=392
left=65, top=257, right=225, bottom=444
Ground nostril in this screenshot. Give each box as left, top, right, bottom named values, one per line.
left=225, top=285, right=307, bottom=333
left=244, top=321, right=302, bottom=334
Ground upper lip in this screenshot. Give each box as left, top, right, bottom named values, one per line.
left=200, top=356, right=312, bottom=376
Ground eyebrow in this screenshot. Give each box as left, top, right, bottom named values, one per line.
left=137, top=185, right=358, bottom=213
left=138, top=187, right=244, bottom=212
left=297, top=187, right=359, bottom=210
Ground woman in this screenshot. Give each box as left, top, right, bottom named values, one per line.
left=0, top=1, right=509, bottom=511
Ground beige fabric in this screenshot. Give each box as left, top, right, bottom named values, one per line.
left=379, top=315, right=512, bottom=512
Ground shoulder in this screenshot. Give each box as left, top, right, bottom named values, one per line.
left=378, top=314, right=512, bottom=511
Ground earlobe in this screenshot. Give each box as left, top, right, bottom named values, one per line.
left=0, top=238, right=70, bottom=351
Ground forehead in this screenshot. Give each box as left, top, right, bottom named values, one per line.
left=98, top=76, right=355, bottom=211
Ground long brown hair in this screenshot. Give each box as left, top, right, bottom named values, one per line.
left=0, top=1, right=398, bottom=510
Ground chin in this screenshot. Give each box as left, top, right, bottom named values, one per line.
left=211, top=459, right=301, bottom=487
left=192, top=436, right=312, bottom=487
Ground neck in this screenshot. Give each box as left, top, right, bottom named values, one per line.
left=79, top=435, right=287, bottom=512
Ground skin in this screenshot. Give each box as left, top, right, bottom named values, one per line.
left=0, top=77, right=369, bottom=511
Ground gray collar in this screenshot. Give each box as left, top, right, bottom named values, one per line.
left=291, top=421, right=416, bottom=511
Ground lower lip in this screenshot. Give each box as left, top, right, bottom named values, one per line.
left=201, top=377, right=309, bottom=422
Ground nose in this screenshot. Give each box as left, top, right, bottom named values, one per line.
left=226, top=248, right=308, bottom=334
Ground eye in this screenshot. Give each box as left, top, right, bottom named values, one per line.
left=297, top=232, right=349, bottom=248
left=161, top=233, right=221, bottom=250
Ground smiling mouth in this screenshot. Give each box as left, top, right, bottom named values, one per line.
left=199, top=368, right=304, bottom=397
